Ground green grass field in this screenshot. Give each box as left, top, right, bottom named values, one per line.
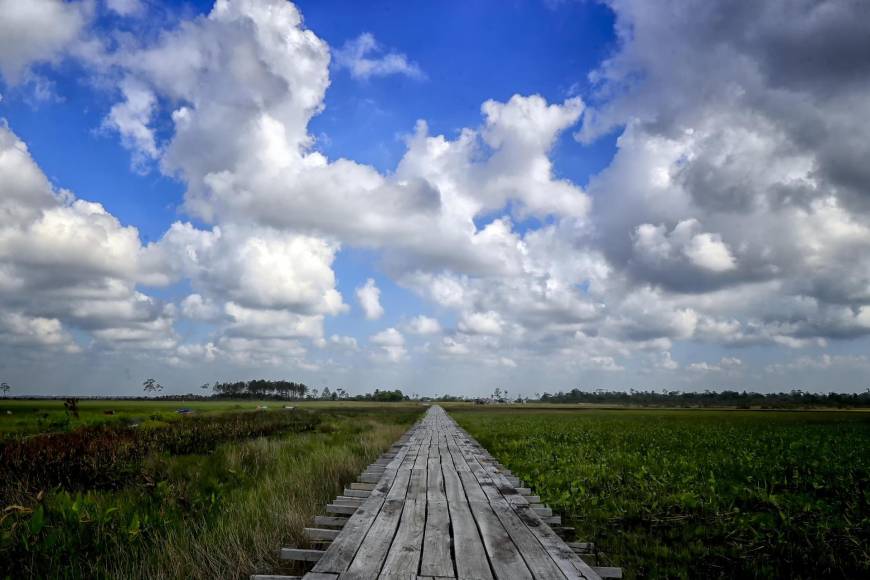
left=0, top=398, right=411, bottom=436
left=450, top=406, right=870, bottom=579
left=0, top=399, right=424, bottom=579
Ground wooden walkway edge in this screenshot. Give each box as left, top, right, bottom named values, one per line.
left=260, top=405, right=612, bottom=580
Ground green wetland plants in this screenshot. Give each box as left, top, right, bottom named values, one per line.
left=0, top=402, right=422, bottom=579
left=451, top=406, right=870, bottom=579
left=1, top=408, right=319, bottom=497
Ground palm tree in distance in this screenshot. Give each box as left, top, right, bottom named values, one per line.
left=143, top=378, right=163, bottom=395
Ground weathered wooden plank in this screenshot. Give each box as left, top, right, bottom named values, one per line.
left=304, top=528, right=340, bottom=541
left=379, top=497, right=426, bottom=576
left=334, top=496, right=364, bottom=504
left=341, top=499, right=406, bottom=579
left=420, top=499, right=453, bottom=577
left=457, top=470, right=489, bottom=503
left=420, top=437, right=453, bottom=578
left=441, top=444, right=493, bottom=580
left=489, top=499, right=568, bottom=579
left=381, top=451, right=429, bottom=575
left=447, top=436, right=535, bottom=580
left=461, top=497, right=531, bottom=577
left=279, top=548, right=323, bottom=562
left=532, top=506, right=553, bottom=517
left=325, top=504, right=357, bottom=515
left=568, top=542, right=595, bottom=552
left=385, top=468, right=413, bottom=501
left=349, top=482, right=376, bottom=491
left=408, top=460, right=429, bottom=498
left=413, top=440, right=430, bottom=471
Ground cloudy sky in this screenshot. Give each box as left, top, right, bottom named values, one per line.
left=1, top=0, right=869, bottom=396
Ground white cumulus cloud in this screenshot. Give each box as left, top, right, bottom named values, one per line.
left=356, top=278, right=384, bottom=320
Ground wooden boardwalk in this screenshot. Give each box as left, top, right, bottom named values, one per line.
left=288, top=405, right=604, bottom=579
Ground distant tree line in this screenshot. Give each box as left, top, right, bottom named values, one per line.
left=208, top=380, right=409, bottom=402
left=306, top=387, right=407, bottom=401
left=354, top=388, right=406, bottom=402
left=538, top=388, right=870, bottom=408
left=212, top=379, right=310, bottom=399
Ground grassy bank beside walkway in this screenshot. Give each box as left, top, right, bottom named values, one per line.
left=1, top=404, right=422, bottom=579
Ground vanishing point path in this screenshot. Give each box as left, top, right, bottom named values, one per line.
left=272, top=405, right=604, bottom=579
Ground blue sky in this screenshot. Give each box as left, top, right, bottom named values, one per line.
left=1, top=0, right=869, bottom=396
left=1, top=0, right=618, bottom=320
left=4, top=0, right=618, bottom=232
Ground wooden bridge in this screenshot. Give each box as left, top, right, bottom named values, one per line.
left=258, top=405, right=615, bottom=579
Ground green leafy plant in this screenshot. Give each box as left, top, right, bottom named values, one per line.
left=453, top=407, right=870, bottom=579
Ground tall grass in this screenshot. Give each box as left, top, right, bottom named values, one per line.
left=1, top=410, right=318, bottom=499
left=118, top=416, right=409, bottom=579
left=1, top=406, right=419, bottom=579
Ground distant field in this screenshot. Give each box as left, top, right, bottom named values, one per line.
left=0, top=398, right=410, bottom=436
left=0, top=400, right=423, bottom=579
left=450, top=406, right=870, bottom=579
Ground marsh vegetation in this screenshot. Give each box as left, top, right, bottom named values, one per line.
left=0, top=401, right=421, bottom=579
left=451, top=406, right=870, bottom=579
